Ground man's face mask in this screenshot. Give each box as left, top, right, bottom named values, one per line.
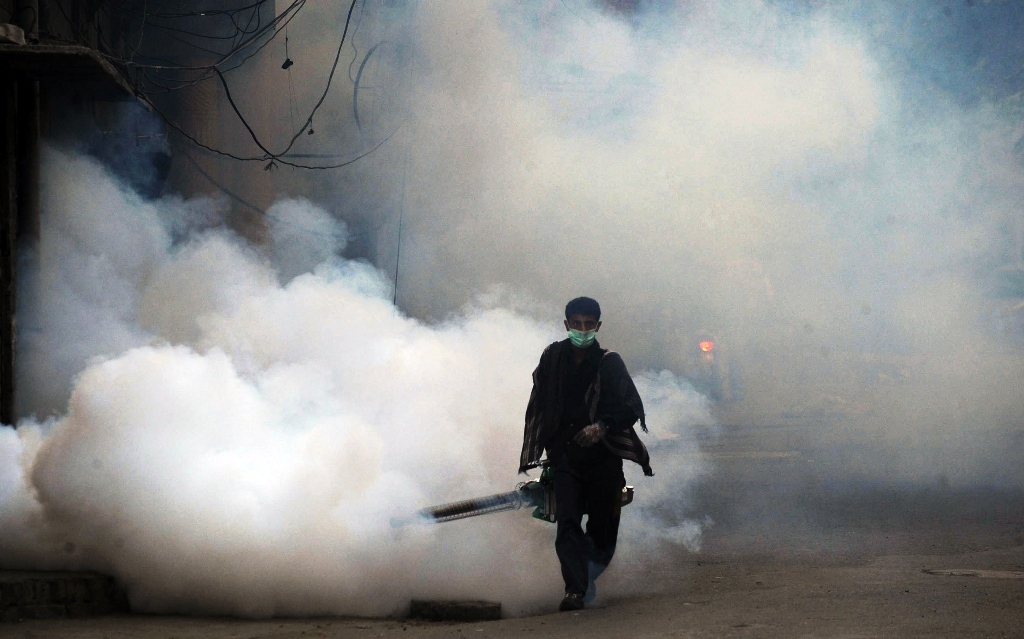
left=568, top=328, right=597, bottom=348
left=565, top=313, right=600, bottom=348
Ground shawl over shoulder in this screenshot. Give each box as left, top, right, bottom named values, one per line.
left=519, top=340, right=653, bottom=476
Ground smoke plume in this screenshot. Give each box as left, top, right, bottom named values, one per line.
left=3, top=0, right=1024, bottom=619
left=0, top=148, right=712, bottom=616
left=339, top=0, right=1024, bottom=486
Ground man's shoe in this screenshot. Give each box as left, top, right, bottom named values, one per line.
left=559, top=592, right=585, bottom=612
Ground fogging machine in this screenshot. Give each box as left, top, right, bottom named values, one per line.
left=414, top=466, right=634, bottom=524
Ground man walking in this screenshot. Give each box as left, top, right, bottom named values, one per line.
left=519, top=297, right=653, bottom=611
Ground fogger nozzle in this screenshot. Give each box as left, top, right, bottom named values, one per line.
left=395, top=468, right=634, bottom=528
left=420, top=488, right=532, bottom=523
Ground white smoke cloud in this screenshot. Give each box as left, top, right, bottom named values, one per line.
left=0, top=147, right=712, bottom=617
left=9, top=0, right=1024, bottom=620
left=338, top=0, right=1024, bottom=487
left=266, top=198, right=348, bottom=282
left=622, top=371, right=716, bottom=553
left=15, top=150, right=169, bottom=418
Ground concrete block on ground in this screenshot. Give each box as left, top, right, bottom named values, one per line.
left=409, top=600, right=502, bottom=622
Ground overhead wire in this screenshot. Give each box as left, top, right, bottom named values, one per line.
left=104, top=0, right=307, bottom=72
left=346, top=0, right=369, bottom=84
left=85, top=0, right=305, bottom=84
left=207, top=0, right=363, bottom=164
left=179, top=148, right=355, bottom=241
left=54, top=0, right=387, bottom=171
left=285, top=27, right=299, bottom=137
left=114, top=1, right=311, bottom=100
left=127, top=0, right=147, bottom=64
left=353, top=41, right=384, bottom=131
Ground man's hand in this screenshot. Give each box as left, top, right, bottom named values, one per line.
left=574, top=422, right=607, bottom=448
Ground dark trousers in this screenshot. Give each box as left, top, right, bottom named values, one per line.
left=553, top=452, right=625, bottom=595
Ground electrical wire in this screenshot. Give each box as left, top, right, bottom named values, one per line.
left=180, top=148, right=352, bottom=240
left=285, top=27, right=299, bottom=137
left=346, top=0, right=368, bottom=84
left=209, top=0, right=362, bottom=163
left=110, top=1, right=311, bottom=96
left=353, top=41, right=384, bottom=131
left=99, top=0, right=307, bottom=72
left=53, top=0, right=385, bottom=170
left=128, top=0, right=147, bottom=64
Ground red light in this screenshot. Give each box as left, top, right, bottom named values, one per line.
left=698, top=340, right=714, bottom=353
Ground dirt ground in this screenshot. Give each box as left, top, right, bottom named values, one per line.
left=4, top=422, right=1022, bottom=638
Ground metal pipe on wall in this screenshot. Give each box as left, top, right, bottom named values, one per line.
left=0, top=87, right=19, bottom=426
left=2, top=0, right=42, bottom=424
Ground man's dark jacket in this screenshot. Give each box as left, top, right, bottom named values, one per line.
left=519, top=339, right=653, bottom=476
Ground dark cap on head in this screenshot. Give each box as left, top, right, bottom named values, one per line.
left=565, top=297, right=601, bottom=320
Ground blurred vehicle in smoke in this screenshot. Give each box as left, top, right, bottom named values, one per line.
left=671, top=258, right=774, bottom=405
left=683, top=330, right=737, bottom=403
